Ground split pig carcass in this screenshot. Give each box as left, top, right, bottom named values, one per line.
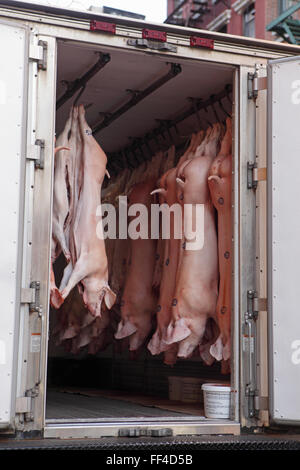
left=114, top=179, right=158, bottom=352
left=161, top=123, right=222, bottom=362
left=208, top=117, right=233, bottom=372
left=50, top=105, right=116, bottom=353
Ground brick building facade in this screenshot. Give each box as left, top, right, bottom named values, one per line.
left=166, top=0, right=300, bottom=41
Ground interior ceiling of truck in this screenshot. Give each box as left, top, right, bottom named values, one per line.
left=56, top=41, right=234, bottom=154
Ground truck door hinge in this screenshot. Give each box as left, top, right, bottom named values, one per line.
left=27, top=139, right=45, bottom=169
left=21, top=281, right=42, bottom=315
left=16, top=396, right=34, bottom=422
left=247, top=162, right=267, bottom=189
left=29, top=40, right=47, bottom=71
left=254, top=396, right=269, bottom=412
left=246, top=390, right=269, bottom=418
left=16, top=386, right=39, bottom=422
left=253, top=296, right=267, bottom=312
left=246, top=290, right=267, bottom=315
left=16, top=396, right=31, bottom=414
left=248, top=72, right=267, bottom=100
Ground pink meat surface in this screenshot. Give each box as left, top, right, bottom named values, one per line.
left=115, top=179, right=158, bottom=351
left=148, top=167, right=181, bottom=364
left=208, top=117, right=233, bottom=366
left=163, top=124, right=222, bottom=359
left=60, top=104, right=116, bottom=316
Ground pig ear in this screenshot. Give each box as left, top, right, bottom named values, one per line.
left=223, top=339, right=231, bottom=361
left=150, top=188, right=167, bottom=197
left=164, top=318, right=191, bottom=345
left=148, top=330, right=170, bottom=355
left=176, top=177, right=185, bottom=189
left=104, top=287, right=116, bottom=310
left=209, top=334, right=223, bottom=361
left=115, top=319, right=137, bottom=339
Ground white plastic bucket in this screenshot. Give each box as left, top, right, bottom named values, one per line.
left=167, top=376, right=182, bottom=401
left=202, top=383, right=231, bottom=418
left=181, top=377, right=203, bottom=403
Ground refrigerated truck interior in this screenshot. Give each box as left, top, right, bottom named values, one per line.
left=0, top=0, right=300, bottom=441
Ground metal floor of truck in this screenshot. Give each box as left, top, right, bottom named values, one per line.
left=45, top=388, right=205, bottom=420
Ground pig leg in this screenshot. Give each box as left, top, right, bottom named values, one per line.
left=129, top=318, right=152, bottom=351
left=60, top=256, right=88, bottom=300
left=208, top=159, right=232, bottom=362
left=163, top=344, right=178, bottom=366
left=59, top=261, right=73, bottom=291
left=50, top=262, right=64, bottom=309
left=52, top=224, right=70, bottom=263
left=200, top=318, right=221, bottom=364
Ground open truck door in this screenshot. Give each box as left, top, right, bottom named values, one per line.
left=0, top=17, right=56, bottom=433
left=268, top=55, right=300, bottom=425
left=0, top=20, right=28, bottom=430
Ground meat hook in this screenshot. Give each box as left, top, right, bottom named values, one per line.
left=218, top=98, right=231, bottom=118
left=210, top=95, right=222, bottom=123
left=187, top=97, right=202, bottom=130
left=202, top=106, right=213, bottom=128
left=73, top=84, right=86, bottom=106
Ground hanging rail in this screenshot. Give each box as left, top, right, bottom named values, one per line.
left=106, top=83, right=232, bottom=174
left=92, top=63, right=182, bottom=135
left=56, top=52, right=111, bottom=110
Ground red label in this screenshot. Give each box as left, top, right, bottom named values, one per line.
left=190, top=36, right=214, bottom=49
left=142, top=29, right=167, bottom=42
left=90, top=20, right=116, bottom=34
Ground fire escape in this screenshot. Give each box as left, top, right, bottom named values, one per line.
left=164, top=0, right=211, bottom=27
left=266, top=2, right=300, bottom=44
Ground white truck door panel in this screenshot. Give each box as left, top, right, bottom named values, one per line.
left=0, top=21, right=28, bottom=428
left=268, top=56, right=300, bottom=425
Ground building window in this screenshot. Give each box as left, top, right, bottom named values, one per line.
left=278, top=0, right=298, bottom=14
left=243, top=3, right=255, bottom=37
left=206, top=9, right=231, bottom=32
left=173, top=0, right=183, bottom=19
